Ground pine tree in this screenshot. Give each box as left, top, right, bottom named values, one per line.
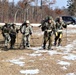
left=67, top=0, right=76, bottom=16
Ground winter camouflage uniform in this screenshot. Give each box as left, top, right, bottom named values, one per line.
left=54, top=17, right=66, bottom=46
left=20, top=20, right=32, bottom=48
left=2, top=23, right=11, bottom=48
left=43, top=16, right=56, bottom=50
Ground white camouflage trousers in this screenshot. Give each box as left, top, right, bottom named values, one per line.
left=4, top=33, right=11, bottom=46
left=21, top=34, right=30, bottom=47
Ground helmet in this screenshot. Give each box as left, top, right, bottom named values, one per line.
left=26, top=20, right=30, bottom=24
left=48, top=16, right=53, bottom=20
left=12, top=23, right=16, bottom=25
left=5, top=23, right=8, bottom=25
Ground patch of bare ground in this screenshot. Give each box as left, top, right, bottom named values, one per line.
left=0, top=26, right=76, bottom=75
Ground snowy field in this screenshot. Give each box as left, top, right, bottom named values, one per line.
left=0, top=24, right=76, bottom=75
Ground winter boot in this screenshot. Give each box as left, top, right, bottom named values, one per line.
left=54, top=42, right=57, bottom=46
left=26, top=43, right=30, bottom=47
left=43, top=43, right=46, bottom=49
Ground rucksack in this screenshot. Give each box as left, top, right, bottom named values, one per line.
left=20, top=22, right=26, bottom=34
left=41, top=19, right=48, bottom=31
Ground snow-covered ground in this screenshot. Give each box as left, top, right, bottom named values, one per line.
left=20, top=69, right=39, bottom=75
left=1, top=24, right=76, bottom=75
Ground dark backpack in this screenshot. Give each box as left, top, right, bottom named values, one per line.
left=41, top=19, right=48, bottom=31
left=20, top=23, right=26, bottom=34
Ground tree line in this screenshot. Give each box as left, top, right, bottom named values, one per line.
left=0, top=0, right=73, bottom=23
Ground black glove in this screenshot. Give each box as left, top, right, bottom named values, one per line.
left=23, top=32, right=25, bottom=35
left=63, top=25, right=67, bottom=28
left=16, top=29, right=19, bottom=33
left=30, top=32, right=32, bottom=35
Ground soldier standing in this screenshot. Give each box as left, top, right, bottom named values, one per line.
left=54, top=17, right=67, bottom=46
left=9, top=24, right=17, bottom=49
left=2, top=23, right=11, bottom=49
left=20, top=20, right=33, bottom=49
left=42, top=16, right=56, bottom=50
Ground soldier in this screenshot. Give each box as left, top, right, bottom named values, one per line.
left=9, top=24, right=17, bottom=49
left=42, top=16, right=56, bottom=50
left=20, top=20, right=33, bottom=49
left=54, top=17, right=67, bottom=46
left=2, top=23, right=11, bottom=49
